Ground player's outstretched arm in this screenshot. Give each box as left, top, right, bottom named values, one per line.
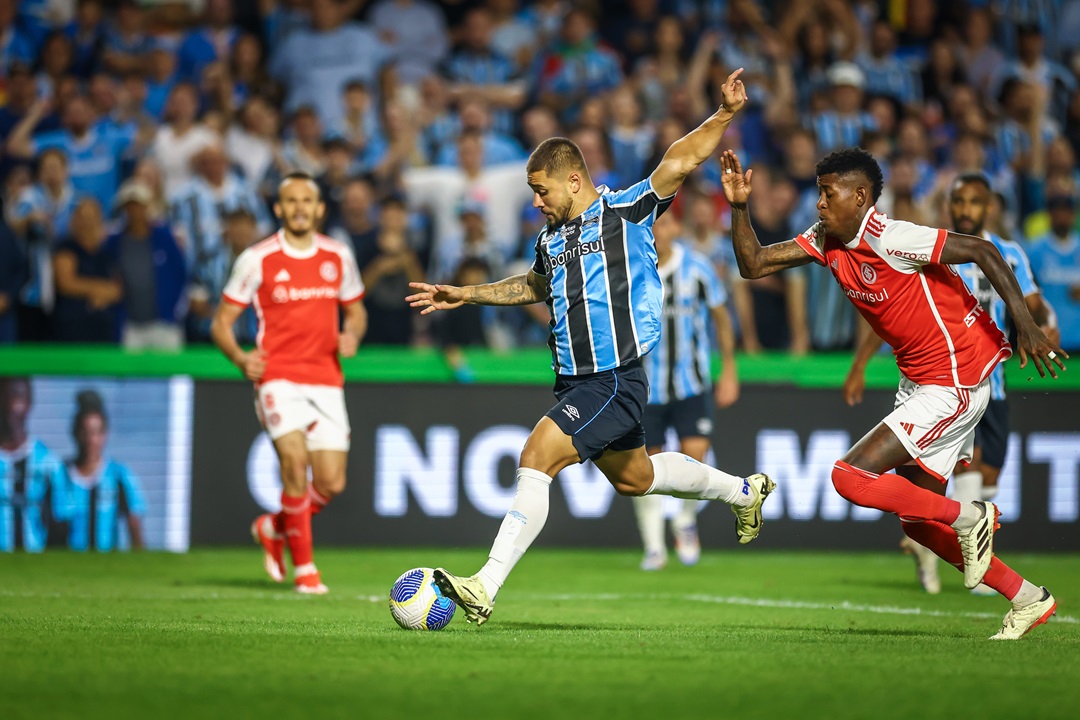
left=843, top=324, right=885, bottom=406
left=211, top=301, right=266, bottom=382
left=407, top=270, right=549, bottom=315
left=721, top=151, right=814, bottom=279
left=649, top=69, right=748, bottom=198
left=939, top=232, right=1068, bottom=378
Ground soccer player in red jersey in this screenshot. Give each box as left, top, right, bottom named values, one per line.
left=211, top=172, right=367, bottom=594
left=720, top=147, right=1067, bottom=639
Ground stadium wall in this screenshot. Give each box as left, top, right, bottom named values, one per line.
left=3, top=346, right=1078, bottom=551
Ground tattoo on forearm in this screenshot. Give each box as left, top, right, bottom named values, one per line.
left=467, top=274, right=541, bottom=306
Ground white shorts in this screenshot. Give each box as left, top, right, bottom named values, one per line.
left=255, top=380, right=351, bottom=452
left=883, top=377, right=991, bottom=482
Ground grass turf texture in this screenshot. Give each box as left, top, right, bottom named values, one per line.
left=2, top=549, right=1078, bottom=720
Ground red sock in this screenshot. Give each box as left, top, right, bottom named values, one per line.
left=272, top=512, right=285, bottom=534
left=280, top=492, right=313, bottom=568
left=308, top=484, right=331, bottom=516
left=901, top=519, right=1024, bottom=599
left=832, top=461, right=961, bottom=524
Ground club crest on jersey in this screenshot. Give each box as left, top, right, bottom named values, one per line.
left=320, top=261, right=339, bottom=282
left=272, top=285, right=289, bottom=303
left=860, top=262, right=877, bottom=285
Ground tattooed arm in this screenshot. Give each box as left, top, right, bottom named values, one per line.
left=406, top=270, right=549, bottom=315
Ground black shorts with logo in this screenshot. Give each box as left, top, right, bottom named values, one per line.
left=975, top=398, right=1009, bottom=470
left=642, top=393, right=714, bottom=448
left=546, top=360, right=648, bottom=462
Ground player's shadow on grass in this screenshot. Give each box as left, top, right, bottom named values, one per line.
left=493, top=621, right=626, bottom=632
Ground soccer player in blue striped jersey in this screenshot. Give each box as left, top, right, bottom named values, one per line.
left=634, top=211, right=739, bottom=571
left=0, top=377, right=67, bottom=553
left=407, top=69, right=775, bottom=625
left=843, top=173, right=1056, bottom=595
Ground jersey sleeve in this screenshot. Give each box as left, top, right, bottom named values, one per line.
left=876, top=219, right=948, bottom=271
left=605, top=177, right=675, bottom=226
left=338, top=244, right=365, bottom=303
left=999, top=239, right=1040, bottom=297
left=793, top=222, right=827, bottom=266
left=221, top=248, right=262, bottom=307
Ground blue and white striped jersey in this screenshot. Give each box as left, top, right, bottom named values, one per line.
left=63, top=458, right=146, bottom=553
left=956, top=232, right=1040, bottom=400
left=0, top=439, right=66, bottom=552
left=644, top=244, right=728, bottom=405
left=532, top=178, right=673, bottom=376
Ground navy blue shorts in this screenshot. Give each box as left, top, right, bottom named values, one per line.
left=642, top=393, right=714, bottom=448
left=546, top=360, right=648, bottom=462
left=975, top=398, right=1009, bottom=470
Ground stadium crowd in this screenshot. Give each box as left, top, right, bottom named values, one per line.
left=1, top=0, right=1080, bottom=362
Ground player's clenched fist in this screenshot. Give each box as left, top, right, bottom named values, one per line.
left=237, top=350, right=267, bottom=382
left=406, top=282, right=467, bottom=315
left=338, top=331, right=360, bottom=358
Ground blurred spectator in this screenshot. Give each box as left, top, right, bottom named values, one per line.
left=403, top=129, right=530, bottom=261
left=432, top=198, right=504, bottom=282
left=225, top=96, right=279, bottom=192
left=608, top=86, right=654, bottom=190
left=328, top=176, right=379, bottom=267
left=436, top=257, right=493, bottom=381
left=34, top=31, right=75, bottom=101
left=228, top=33, right=277, bottom=108
left=0, top=63, right=59, bottom=149
left=369, top=0, right=449, bottom=88
left=334, top=79, right=379, bottom=152
left=570, top=126, right=618, bottom=189
left=992, top=23, right=1077, bottom=124
left=269, top=0, right=387, bottom=126
left=62, top=390, right=146, bottom=552
left=600, top=0, right=662, bottom=71
left=280, top=106, right=327, bottom=177
left=101, top=0, right=151, bottom=77
left=680, top=189, right=734, bottom=274
left=51, top=197, right=122, bottom=343
left=108, top=181, right=186, bottom=351
left=1028, top=194, right=1080, bottom=352
left=518, top=0, right=566, bottom=53
left=170, top=143, right=271, bottom=276
left=487, top=0, right=535, bottom=70
left=921, top=39, right=967, bottom=112
left=177, top=0, right=237, bottom=83
left=317, top=136, right=356, bottom=226
left=445, top=6, right=526, bottom=137
left=0, top=0, right=37, bottom=74
left=64, top=0, right=106, bottom=79
left=809, top=62, right=877, bottom=153
left=151, top=82, right=218, bottom=198
left=360, top=195, right=425, bottom=345
left=0, top=377, right=67, bottom=552
left=858, top=19, right=922, bottom=106
left=0, top=214, right=24, bottom=342
left=8, top=94, right=139, bottom=208
left=187, top=208, right=258, bottom=345
left=996, top=79, right=1058, bottom=173
left=538, top=8, right=623, bottom=123
left=995, top=0, right=1063, bottom=59
left=130, top=157, right=169, bottom=221
left=958, top=7, right=1005, bottom=99
left=780, top=3, right=858, bottom=109
left=519, top=104, right=561, bottom=149
left=434, top=95, right=525, bottom=167
left=878, top=154, right=932, bottom=226
left=144, top=44, right=179, bottom=119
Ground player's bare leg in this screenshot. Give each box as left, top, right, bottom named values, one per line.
left=833, top=422, right=997, bottom=588
left=273, top=431, right=325, bottom=594
left=309, top=450, right=347, bottom=517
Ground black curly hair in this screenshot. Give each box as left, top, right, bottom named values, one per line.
left=815, top=148, right=885, bottom=202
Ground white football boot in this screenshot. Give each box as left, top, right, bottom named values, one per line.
left=955, top=501, right=998, bottom=589
left=990, top=588, right=1057, bottom=640
left=731, top=473, right=776, bottom=544
left=433, top=568, right=493, bottom=625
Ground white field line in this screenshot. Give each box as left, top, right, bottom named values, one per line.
left=1, top=589, right=1075, bottom=625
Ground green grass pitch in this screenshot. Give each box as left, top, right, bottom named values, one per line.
left=2, top=548, right=1079, bottom=720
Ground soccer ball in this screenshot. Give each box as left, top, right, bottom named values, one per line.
left=388, top=567, right=456, bottom=630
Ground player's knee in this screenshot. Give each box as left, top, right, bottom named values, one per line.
left=612, top=474, right=650, bottom=497
left=279, top=454, right=308, bottom=488
left=831, top=461, right=861, bottom=502
left=315, top=473, right=346, bottom=498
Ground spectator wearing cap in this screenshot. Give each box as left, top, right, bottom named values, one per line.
left=169, top=143, right=271, bottom=277
left=808, top=62, right=878, bottom=154
left=51, top=197, right=122, bottom=343
left=8, top=94, right=141, bottom=209
left=151, top=82, right=219, bottom=198
left=857, top=20, right=922, bottom=107
left=1028, top=194, right=1080, bottom=351
left=177, top=0, right=238, bottom=83
left=269, top=0, right=388, bottom=127
left=991, top=23, right=1076, bottom=125
left=369, top=0, right=449, bottom=87
left=107, top=181, right=187, bottom=351
left=186, top=208, right=258, bottom=345
left=360, top=195, right=425, bottom=345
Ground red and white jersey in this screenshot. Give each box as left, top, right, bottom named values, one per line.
left=222, top=231, right=364, bottom=387
left=793, top=207, right=1010, bottom=387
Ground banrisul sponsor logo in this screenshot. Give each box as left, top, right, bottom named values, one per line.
left=550, top=238, right=605, bottom=268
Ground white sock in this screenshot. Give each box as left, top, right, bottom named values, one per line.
left=476, top=467, right=552, bottom=600
left=645, top=452, right=750, bottom=507
left=951, top=471, right=983, bottom=505
left=951, top=500, right=986, bottom=532
left=673, top=498, right=699, bottom=530
left=632, top=494, right=666, bottom=555
left=1011, top=579, right=1045, bottom=609
left=981, top=485, right=998, bottom=502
